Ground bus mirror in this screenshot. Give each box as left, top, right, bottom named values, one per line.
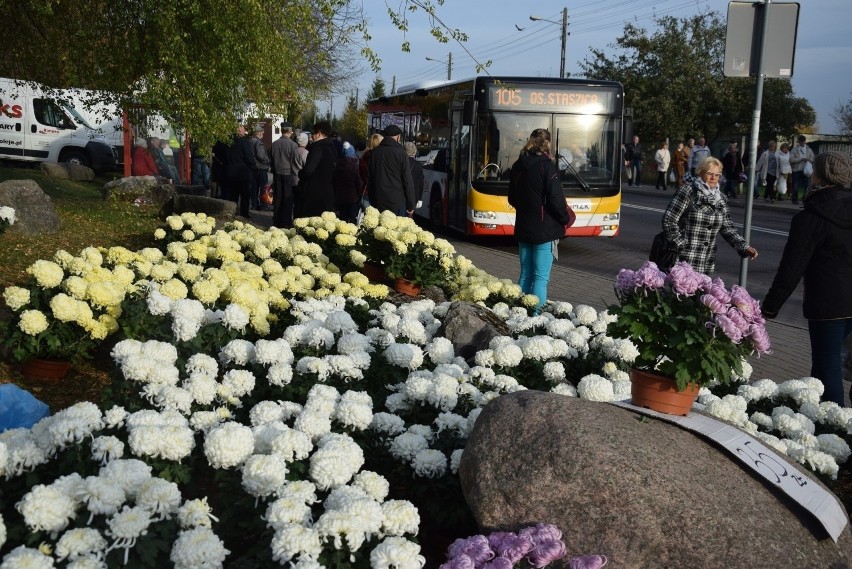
left=462, top=100, right=478, bottom=125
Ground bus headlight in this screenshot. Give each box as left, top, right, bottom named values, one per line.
left=471, top=210, right=497, bottom=220
left=603, top=213, right=620, bottom=221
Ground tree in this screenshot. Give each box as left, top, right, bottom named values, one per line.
left=366, top=77, right=387, bottom=102
left=337, top=93, right=368, bottom=148
left=0, top=0, right=372, bottom=146
left=578, top=12, right=815, bottom=147
left=832, top=96, right=852, bottom=136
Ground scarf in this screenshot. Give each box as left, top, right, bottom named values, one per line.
left=692, top=177, right=725, bottom=207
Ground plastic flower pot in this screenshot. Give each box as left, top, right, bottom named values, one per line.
left=630, top=368, right=699, bottom=416
left=21, top=358, right=72, bottom=383
left=394, top=277, right=422, bottom=297
left=361, top=262, right=388, bottom=283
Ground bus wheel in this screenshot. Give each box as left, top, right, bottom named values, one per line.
left=61, top=150, right=90, bottom=168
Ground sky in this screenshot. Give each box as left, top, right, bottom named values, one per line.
left=325, top=0, right=852, bottom=135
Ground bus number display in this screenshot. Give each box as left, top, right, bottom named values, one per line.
left=490, top=87, right=612, bottom=112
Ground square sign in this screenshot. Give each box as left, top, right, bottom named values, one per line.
left=724, top=2, right=800, bottom=78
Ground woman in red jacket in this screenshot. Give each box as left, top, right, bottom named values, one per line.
left=131, top=137, right=159, bottom=177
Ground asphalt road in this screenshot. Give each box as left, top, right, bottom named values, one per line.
left=468, top=189, right=806, bottom=329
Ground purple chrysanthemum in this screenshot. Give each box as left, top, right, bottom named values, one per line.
left=487, top=532, right=533, bottom=564
left=447, top=535, right=494, bottom=566
left=701, top=293, right=727, bottom=315
left=633, top=262, right=666, bottom=291
left=726, top=307, right=751, bottom=333
left=666, top=262, right=706, bottom=296
left=569, top=555, right=609, bottom=569
left=730, top=285, right=759, bottom=320
left=748, top=323, right=771, bottom=354
left=517, top=523, right=563, bottom=546
left=614, top=268, right=637, bottom=292
left=707, top=278, right=732, bottom=304
left=713, top=313, right=743, bottom=343
left=482, top=556, right=515, bottom=569
left=526, top=540, right=568, bottom=568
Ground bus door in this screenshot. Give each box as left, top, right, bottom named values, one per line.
left=447, top=109, right=471, bottom=230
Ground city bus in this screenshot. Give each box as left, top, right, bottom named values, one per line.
left=367, top=76, right=624, bottom=237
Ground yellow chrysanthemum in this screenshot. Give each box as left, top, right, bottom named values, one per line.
left=87, top=281, right=125, bottom=308
left=166, top=216, right=184, bottom=230
left=80, top=246, right=104, bottom=266
left=160, top=278, right=189, bottom=300
left=192, top=280, right=221, bottom=305
left=27, top=260, right=64, bottom=289
left=2, top=286, right=30, bottom=311
left=177, top=263, right=204, bottom=283
left=52, top=249, right=75, bottom=269
left=106, top=246, right=135, bottom=266
left=154, top=228, right=167, bottom=240
left=19, top=310, right=49, bottom=335
left=521, top=294, right=540, bottom=308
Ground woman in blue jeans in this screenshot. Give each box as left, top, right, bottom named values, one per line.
left=762, top=152, right=852, bottom=406
left=508, top=128, right=576, bottom=312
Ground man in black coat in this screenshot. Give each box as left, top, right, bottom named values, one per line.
left=226, top=125, right=255, bottom=218
left=367, top=124, right=415, bottom=216
left=296, top=121, right=337, bottom=218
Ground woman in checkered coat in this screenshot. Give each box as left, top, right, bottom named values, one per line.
left=662, top=156, right=758, bottom=274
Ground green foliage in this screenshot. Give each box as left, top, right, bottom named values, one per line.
left=832, top=95, right=852, bottom=136
left=579, top=12, right=816, bottom=144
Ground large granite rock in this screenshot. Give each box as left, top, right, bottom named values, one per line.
left=38, top=162, right=95, bottom=181
left=434, top=301, right=511, bottom=361
left=101, top=176, right=176, bottom=206
left=460, top=390, right=852, bottom=568
left=0, top=179, right=61, bottom=234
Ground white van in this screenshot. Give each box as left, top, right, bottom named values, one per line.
left=0, top=78, right=117, bottom=172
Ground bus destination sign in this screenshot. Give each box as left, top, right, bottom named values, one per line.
left=489, top=86, right=614, bottom=113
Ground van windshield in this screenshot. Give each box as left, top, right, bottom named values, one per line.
left=63, top=105, right=96, bottom=130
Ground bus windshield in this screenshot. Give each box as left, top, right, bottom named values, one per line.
left=474, top=111, right=619, bottom=195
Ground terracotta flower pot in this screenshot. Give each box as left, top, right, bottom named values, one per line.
left=630, top=368, right=699, bottom=416
left=394, top=277, right=422, bottom=297
left=360, top=262, right=387, bottom=283
left=21, top=358, right=72, bottom=383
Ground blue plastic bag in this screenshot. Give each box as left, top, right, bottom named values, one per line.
left=0, top=383, right=50, bottom=431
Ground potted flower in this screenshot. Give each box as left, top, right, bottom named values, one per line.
left=1, top=259, right=114, bottom=381
left=607, top=261, right=771, bottom=415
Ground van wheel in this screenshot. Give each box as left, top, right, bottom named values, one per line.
left=61, top=150, right=90, bottom=168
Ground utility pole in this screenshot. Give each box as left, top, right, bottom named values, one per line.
left=559, top=8, right=568, bottom=78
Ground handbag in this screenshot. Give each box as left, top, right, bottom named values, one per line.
left=649, top=231, right=678, bottom=271
left=776, top=175, right=788, bottom=195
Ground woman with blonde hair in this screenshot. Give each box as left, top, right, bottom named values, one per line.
left=662, top=156, right=758, bottom=274
left=508, top=128, right=576, bottom=312
left=359, top=133, right=383, bottom=208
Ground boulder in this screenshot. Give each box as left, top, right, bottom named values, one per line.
left=39, top=162, right=70, bottom=180
left=0, top=179, right=61, bottom=234
left=66, top=163, right=95, bottom=182
left=434, top=301, right=512, bottom=361
left=159, top=194, right=237, bottom=221
left=460, top=390, right=852, bottom=568
left=101, top=176, right=176, bottom=207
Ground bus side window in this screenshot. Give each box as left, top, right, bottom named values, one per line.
left=434, top=149, right=449, bottom=173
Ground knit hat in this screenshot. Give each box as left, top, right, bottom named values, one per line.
left=815, top=151, right=852, bottom=188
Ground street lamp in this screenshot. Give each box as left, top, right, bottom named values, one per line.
left=425, top=52, right=452, bottom=80
left=529, top=8, right=568, bottom=78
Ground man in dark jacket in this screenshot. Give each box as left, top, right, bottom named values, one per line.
left=367, top=124, right=415, bottom=216
left=404, top=142, right=425, bottom=209
left=269, top=122, right=298, bottom=227
left=249, top=125, right=270, bottom=211
left=296, top=121, right=337, bottom=218
left=226, top=125, right=256, bottom=218
left=721, top=142, right=743, bottom=199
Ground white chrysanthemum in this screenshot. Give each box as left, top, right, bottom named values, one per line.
left=380, top=500, right=420, bottom=537
left=434, top=412, right=469, bottom=438
left=334, top=400, right=374, bottom=431
left=449, top=448, right=464, bottom=475
left=0, top=546, right=55, bottom=569
left=786, top=445, right=840, bottom=480
left=170, top=527, right=230, bottom=569
left=264, top=496, right=313, bottom=530
left=136, top=478, right=181, bottom=520
left=309, top=435, right=365, bottom=491
left=269, top=524, right=323, bottom=565
left=177, top=497, right=219, bottom=530
left=106, top=506, right=152, bottom=560
left=817, top=434, right=852, bottom=463
left=221, top=369, right=256, bottom=398
left=254, top=339, right=294, bottom=366
left=425, top=337, right=455, bottom=364
left=16, top=484, right=77, bottom=534
left=55, top=527, right=107, bottom=561
left=389, top=432, right=429, bottom=463
left=572, top=304, right=598, bottom=325
left=219, top=339, right=256, bottom=366
left=220, top=303, right=250, bottom=331
left=370, top=536, right=426, bottom=569
left=427, top=374, right=459, bottom=411
left=705, top=398, right=748, bottom=426
left=249, top=401, right=284, bottom=426
left=576, top=374, right=615, bottom=402
left=411, top=449, right=447, bottom=478
left=352, top=471, right=390, bottom=502
left=370, top=413, right=406, bottom=436
left=383, top=343, right=424, bottom=369
left=90, top=436, right=124, bottom=465
left=542, top=361, right=566, bottom=383
left=204, top=422, right=255, bottom=469
left=170, top=298, right=206, bottom=341
left=241, top=454, right=290, bottom=498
